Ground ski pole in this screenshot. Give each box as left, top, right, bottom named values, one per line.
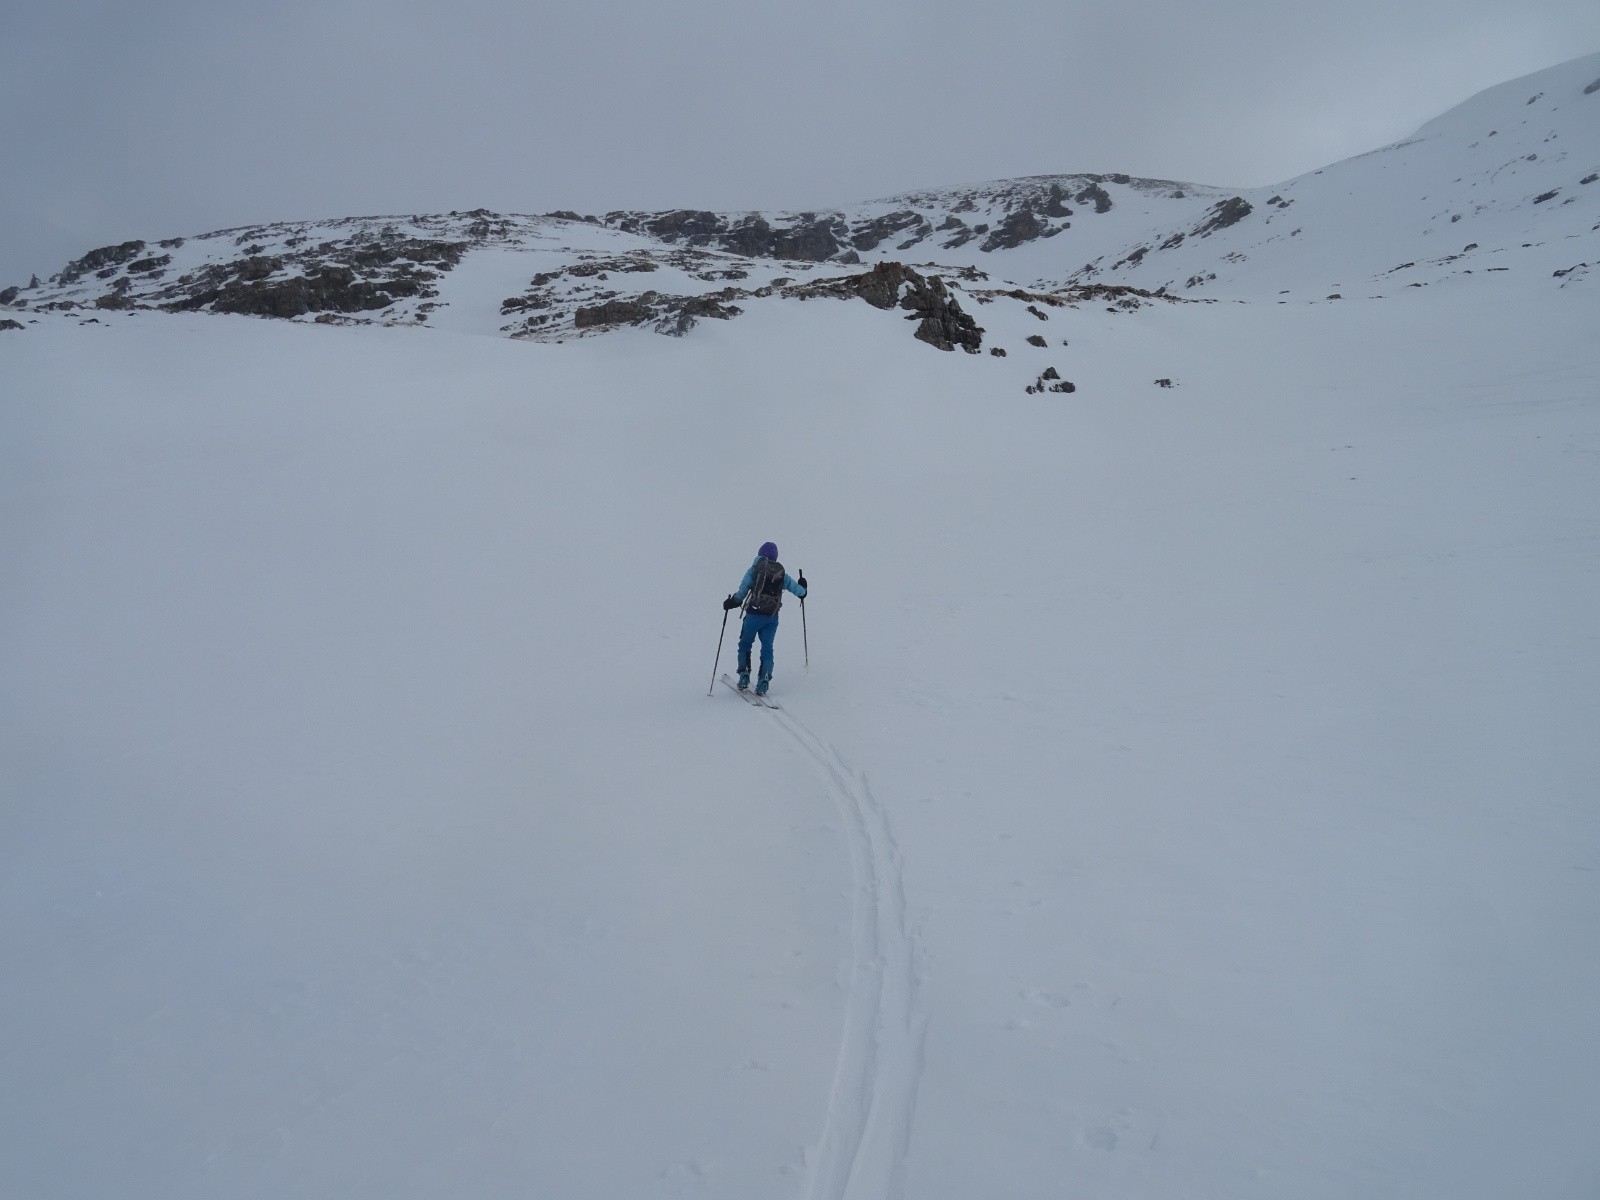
left=709, top=603, right=731, bottom=696
left=800, top=569, right=809, bottom=670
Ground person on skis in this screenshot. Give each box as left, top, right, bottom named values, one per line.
left=722, top=542, right=807, bottom=695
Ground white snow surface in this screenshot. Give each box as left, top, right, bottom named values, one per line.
left=5, top=51, right=1600, bottom=1200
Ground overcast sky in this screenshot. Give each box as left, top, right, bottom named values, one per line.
left=4, top=0, right=1598, bottom=285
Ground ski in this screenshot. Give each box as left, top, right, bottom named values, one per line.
left=720, top=674, right=781, bottom=709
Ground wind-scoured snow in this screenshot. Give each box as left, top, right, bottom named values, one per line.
left=3, top=50, right=1599, bottom=1200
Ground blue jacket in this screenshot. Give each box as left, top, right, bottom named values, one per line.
left=734, top=557, right=806, bottom=606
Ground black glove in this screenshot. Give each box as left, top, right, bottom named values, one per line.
left=722, top=595, right=740, bottom=611
left=797, top=573, right=808, bottom=592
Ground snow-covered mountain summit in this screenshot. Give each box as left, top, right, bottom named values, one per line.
left=3, top=51, right=1596, bottom=342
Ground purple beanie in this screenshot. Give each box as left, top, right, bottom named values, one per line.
left=758, top=541, right=778, bottom=561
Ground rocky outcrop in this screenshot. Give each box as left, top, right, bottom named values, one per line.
left=574, top=298, right=655, bottom=328
left=1041, top=184, right=1073, bottom=218
left=850, top=210, right=930, bottom=252
left=1074, top=182, right=1113, bottom=213
left=610, top=210, right=849, bottom=263
left=796, top=262, right=983, bottom=352
left=59, top=241, right=147, bottom=283
left=980, top=207, right=1053, bottom=252
left=571, top=290, right=745, bottom=336
left=1192, top=196, right=1253, bottom=237
left=168, top=263, right=414, bottom=318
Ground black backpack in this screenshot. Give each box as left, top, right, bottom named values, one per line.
left=745, top=558, right=787, bottom=616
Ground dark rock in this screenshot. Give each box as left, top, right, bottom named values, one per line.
left=339, top=238, right=465, bottom=271
left=236, top=255, right=283, bottom=282
left=1585, top=77, right=1600, bottom=94
left=1159, top=231, right=1186, bottom=251
left=61, top=240, right=147, bottom=282
left=1041, top=184, right=1072, bottom=219
left=1326, top=293, right=1342, bottom=300
left=0, top=318, right=24, bottom=331
left=644, top=210, right=724, bottom=246
left=1154, top=378, right=1174, bottom=388
left=1026, top=304, right=1047, bottom=321
left=722, top=214, right=777, bottom=257
left=1041, top=367, right=1059, bottom=380
left=1048, top=380, right=1075, bottom=393
left=980, top=207, right=1046, bottom=252
left=127, top=255, right=172, bottom=274
left=799, top=261, right=982, bottom=352
left=657, top=291, right=743, bottom=336
left=0, top=286, right=18, bottom=305
left=850, top=210, right=928, bottom=252
left=29, top=274, right=40, bottom=288
left=94, top=292, right=135, bottom=310
left=774, top=215, right=848, bottom=262
left=990, top=347, right=1006, bottom=357
left=1193, top=197, right=1253, bottom=237
left=1026, top=334, right=1047, bottom=348
left=1582, top=174, right=1599, bottom=185
left=1074, top=183, right=1113, bottom=213
left=1533, top=189, right=1560, bottom=203
left=172, top=264, right=399, bottom=318
left=574, top=298, right=654, bottom=328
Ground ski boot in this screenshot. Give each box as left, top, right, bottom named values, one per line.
left=737, top=658, right=751, bottom=691
left=755, top=668, right=772, bottom=697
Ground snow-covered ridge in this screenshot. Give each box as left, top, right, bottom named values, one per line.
left=3, top=51, right=1597, bottom=337
left=1070, top=50, right=1600, bottom=297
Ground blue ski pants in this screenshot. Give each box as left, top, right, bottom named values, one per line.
left=737, top=612, right=779, bottom=678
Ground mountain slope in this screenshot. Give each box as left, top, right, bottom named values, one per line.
left=1072, top=50, right=1600, bottom=297
left=5, top=53, right=1596, bottom=343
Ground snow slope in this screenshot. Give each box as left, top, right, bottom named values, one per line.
left=1073, top=50, right=1600, bottom=297
left=5, top=261, right=1599, bottom=1198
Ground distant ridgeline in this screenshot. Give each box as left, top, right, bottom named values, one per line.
left=4, top=53, right=1598, bottom=342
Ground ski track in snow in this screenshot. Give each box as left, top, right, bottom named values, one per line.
left=768, top=706, right=927, bottom=1200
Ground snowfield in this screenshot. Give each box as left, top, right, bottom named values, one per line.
left=4, top=50, right=1600, bottom=1200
